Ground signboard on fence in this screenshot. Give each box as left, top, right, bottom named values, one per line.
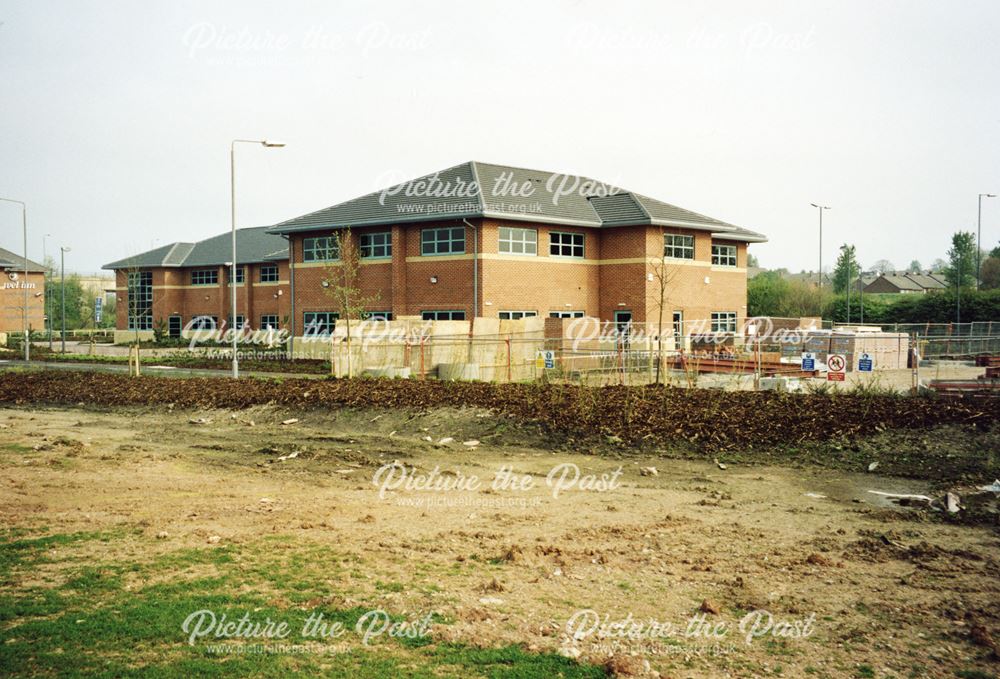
left=827, top=353, right=846, bottom=382
left=94, top=297, right=103, bottom=324
left=858, top=352, right=873, bottom=372
left=535, top=350, right=555, bottom=370
left=801, top=352, right=815, bottom=371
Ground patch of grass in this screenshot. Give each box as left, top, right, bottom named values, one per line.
left=375, top=580, right=405, bottom=593
left=431, top=643, right=606, bottom=679
left=60, top=565, right=128, bottom=595
left=0, top=535, right=604, bottom=678
left=855, top=665, right=876, bottom=678
left=0, top=587, right=66, bottom=622
left=955, top=671, right=994, bottom=679
left=0, top=530, right=113, bottom=574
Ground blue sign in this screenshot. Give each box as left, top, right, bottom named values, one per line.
left=94, top=297, right=103, bottom=324
left=801, top=352, right=815, bottom=371
left=858, top=352, right=873, bottom=372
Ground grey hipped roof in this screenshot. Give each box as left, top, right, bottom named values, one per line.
left=873, top=274, right=924, bottom=291
left=267, top=161, right=767, bottom=243
left=0, top=246, right=46, bottom=273
left=102, top=226, right=288, bottom=270
left=904, top=272, right=947, bottom=290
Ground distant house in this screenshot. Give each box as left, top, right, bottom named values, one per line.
left=0, top=246, right=46, bottom=334
left=860, top=271, right=947, bottom=294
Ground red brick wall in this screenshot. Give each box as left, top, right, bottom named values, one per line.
left=114, top=262, right=292, bottom=332
left=112, top=220, right=752, bottom=333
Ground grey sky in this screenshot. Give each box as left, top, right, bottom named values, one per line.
left=1, top=0, right=998, bottom=275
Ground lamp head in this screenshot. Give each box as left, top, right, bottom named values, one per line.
left=262, top=140, right=286, bottom=148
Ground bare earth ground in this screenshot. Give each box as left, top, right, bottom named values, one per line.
left=0, top=405, right=997, bottom=678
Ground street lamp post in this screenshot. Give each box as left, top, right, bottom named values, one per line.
left=43, top=233, right=52, bottom=350
left=810, top=204, right=831, bottom=290
left=977, top=193, right=996, bottom=290
left=859, top=277, right=864, bottom=324
left=0, top=198, right=29, bottom=361
left=230, top=139, right=285, bottom=379
left=60, top=247, right=70, bottom=353
left=846, top=256, right=852, bottom=325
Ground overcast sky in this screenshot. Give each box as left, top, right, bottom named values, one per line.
left=1, top=0, right=998, bottom=275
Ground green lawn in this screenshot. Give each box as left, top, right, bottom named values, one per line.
left=0, top=529, right=602, bottom=678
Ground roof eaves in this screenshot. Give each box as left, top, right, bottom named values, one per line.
left=650, top=218, right=733, bottom=231
left=711, top=228, right=768, bottom=243
left=267, top=211, right=486, bottom=234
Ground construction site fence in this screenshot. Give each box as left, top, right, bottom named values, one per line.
left=305, top=331, right=1000, bottom=383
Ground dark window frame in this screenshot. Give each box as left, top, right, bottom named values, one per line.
left=259, top=264, right=279, bottom=282
left=549, top=231, right=584, bottom=258
left=421, top=227, right=465, bottom=256
left=421, top=310, right=466, bottom=321
left=126, top=271, right=153, bottom=330
left=360, top=231, right=392, bottom=259
left=303, top=236, right=341, bottom=262
left=191, top=269, right=219, bottom=286
left=303, top=311, right=339, bottom=336
left=711, top=243, right=737, bottom=267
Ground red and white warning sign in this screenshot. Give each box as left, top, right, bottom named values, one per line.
left=827, top=353, right=846, bottom=382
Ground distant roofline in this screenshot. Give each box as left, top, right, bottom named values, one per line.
left=102, top=225, right=288, bottom=270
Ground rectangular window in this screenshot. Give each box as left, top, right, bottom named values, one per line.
left=711, top=244, right=737, bottom=267
left=303, top=311, right=338, bottom=336
left=550, top=231, right=584, bottom=258
left=260, top=314, right=279, bottom=330
left=549, top=311, right=584, bottom=318
left=259, top=264, right=279, bottom=282
left=499, top=227, right=537, bottom=255
left=711, top=312, right=737, bottom=333
left=664, top=234, right=694, bottom=259
left=168, top=315, right=182, bottom=338
left=421, top=227, right=465, bottom=255
left=191, top=269, right=218, bottom=286
left=227, top=315, right=246, bottom=330
left=498, top=311, right=537, bottom=320
left=303, top=236, right=341, bottom=262
left=226, top=266, right=244, bottom=284
left=360, top=231, right=392, bottom=259
left=363, top=311, right=394, bottom=321
left=190, top=315, right=218, bottom=331
left=421, top=310, right=466, bottom=321
left=126, top=271, right=153, bottom=330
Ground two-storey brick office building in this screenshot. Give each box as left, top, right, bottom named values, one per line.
left=266, top=161, right=765, bottom=336
left=105, top=161, right=765, bottom=338
left=104, top=226, right=290, bottom=337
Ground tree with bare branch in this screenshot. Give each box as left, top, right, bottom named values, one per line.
left=320, top=228, right=381, bottom=377
left=650, top=230, right=679, bottom=385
